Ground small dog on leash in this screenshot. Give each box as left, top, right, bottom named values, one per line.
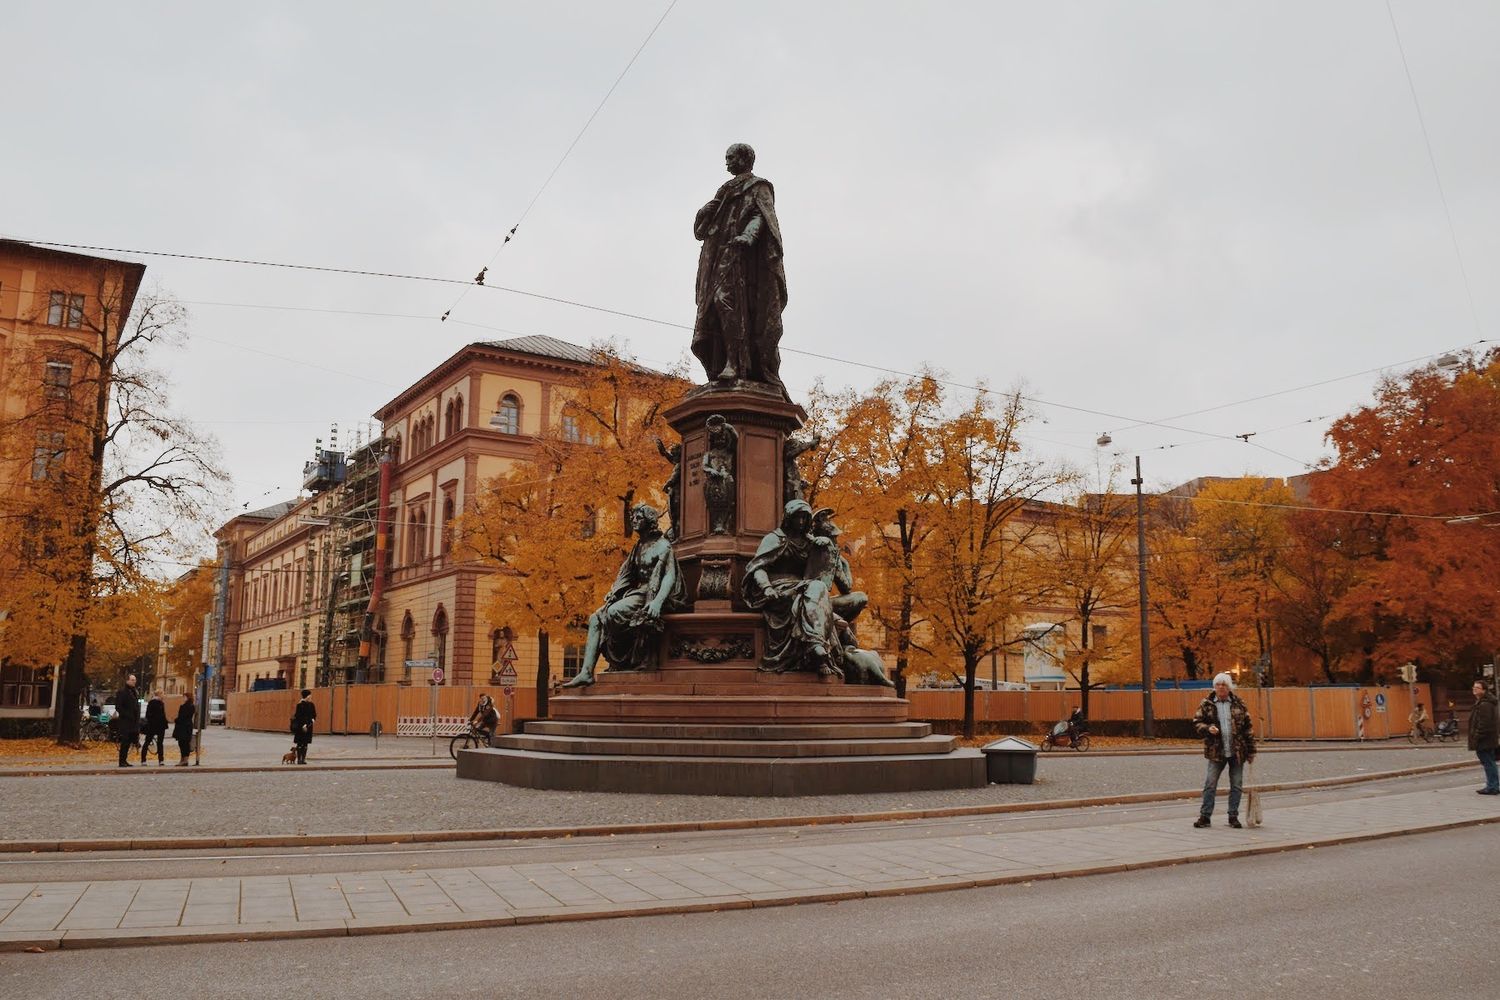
left=281, top=748, right=298, bottom=765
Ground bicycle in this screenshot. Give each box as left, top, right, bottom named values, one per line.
left=1407, top=721, right=1433, bottom=744
left=80, top=718, right=112, bottom=743
left=448, top=726, right=494, bottom=760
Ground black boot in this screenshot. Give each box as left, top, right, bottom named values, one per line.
left=1227, top=815, right=1242, bottom=829
left=1193, top=816, right=1211, bottom=828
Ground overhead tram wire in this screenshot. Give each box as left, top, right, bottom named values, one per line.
left=16, top=238, right=1465, bottom=468
left=1385, top=0, right=1485, bottom=341
left=438, top=0, right=681, bottom=324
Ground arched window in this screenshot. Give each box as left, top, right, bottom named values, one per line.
left=441, top=495, right=455, bottom=555
left=388, top=434, right=401, bottom=465
left=418, top=509, right=429, bottom=562
left=373, top=617, right=387, bottom=682
left=432, top=605, right=449, bottom=672
left=453, top=393, right=464, bottom=433
left=491, top=393, right=521, bottom=435
left=400, top=612, right=415, bottom=679
left=442, top=400, right=452, bottom=438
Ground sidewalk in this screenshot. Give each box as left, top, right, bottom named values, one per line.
left=3, top=783, right=1495, bottom=951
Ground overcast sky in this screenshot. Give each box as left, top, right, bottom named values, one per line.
left=4, top=1, right=1496, bottom=532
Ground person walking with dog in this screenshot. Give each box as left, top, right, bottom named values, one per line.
left=171, top=692, right=195, bottom=765
left=1468, top=680, right=1499, bottom=795
left=1192, top=672, right=1257, bottom=828
left=114, top=674, right=141, bottom=768
left=291, top=689, right=316, bottom=765
left=140, top=689, right=168, bottom=765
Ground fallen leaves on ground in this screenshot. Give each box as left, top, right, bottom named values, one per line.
left=0, top=738, right=116, bottom=766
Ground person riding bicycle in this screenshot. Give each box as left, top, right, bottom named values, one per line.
left=469, top=694, right=500, bottom=747
left=1410, top=701, right=1430, bottom=739
left=1068, top=706, right=1088, bottom=736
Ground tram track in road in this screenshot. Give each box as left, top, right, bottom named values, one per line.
left=0, top=767, right=1477, bottom=883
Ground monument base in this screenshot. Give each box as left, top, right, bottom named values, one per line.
left=455, top=613, right=986, bottom=796
left=457, top=726, right=985, bottom=796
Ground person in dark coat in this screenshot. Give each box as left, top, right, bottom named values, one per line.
left=171, top=693, right=195, bottom=766
left=1191, top=672, right=1257, bottom=828
left=290, top=689, right=316, bottom=765
left=1467, top=681, right=1499, bottom=795
left=140, top=690, right=168, bottom=765
left=114, top=674, right=141, bottom=768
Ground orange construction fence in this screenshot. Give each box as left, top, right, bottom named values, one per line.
left=904, top=684, right=1433, bottom=740
left=228, top=684, right=539, bottom=736
left=229, top=683, right=1431, bottom=741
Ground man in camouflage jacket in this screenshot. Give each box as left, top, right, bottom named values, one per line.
left=1192, top=673, right=1257, bottom=828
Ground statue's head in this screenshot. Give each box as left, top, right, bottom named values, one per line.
left=811, top=507, right=841, bottom=539
left=706, top=413, right=729, bottom=441
left=631, top=503, right=663, bottom=534
left=725, top=143, right=756, bottom=175
left=781, top=499, right=812, bottom=534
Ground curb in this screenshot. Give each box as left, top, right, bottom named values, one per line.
left=0, top=759, right=1473, bottom=856
left=0, top=761, right=451, bottom=778
left=5, top=809, right=1495, bottom=953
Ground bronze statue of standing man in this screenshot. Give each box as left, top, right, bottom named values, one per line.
left=692, top=143, right=787, bottom=393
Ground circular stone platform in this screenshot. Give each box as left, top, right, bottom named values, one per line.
left=456, top=621, right=987, bottom=796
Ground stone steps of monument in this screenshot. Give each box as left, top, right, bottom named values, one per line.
left=456, top=746, right=988, bottom=796
left=559, top=679, right=895, bottom=698
left=524, top=720, right=936, bottom=741
left=496, top=732, right=959, bottom=759
left=549, top=693, right=909, bottom=724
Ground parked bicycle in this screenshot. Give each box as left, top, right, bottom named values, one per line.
left=448, top=726, right=494, bottom=760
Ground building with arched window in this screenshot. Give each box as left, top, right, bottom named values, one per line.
left=215, top=335, right=608, bottom=692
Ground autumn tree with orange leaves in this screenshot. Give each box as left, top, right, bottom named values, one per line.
left=1312, top=350, right=1500, bottom=679
left=458, top=344, right=688, bottom=705
left=1039, top=463, right=1138, bottom=716
left=912, top=389, right=1066, bottom=737
left=803, top=374, right=947, bottom=696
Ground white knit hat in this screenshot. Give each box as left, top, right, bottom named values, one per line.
left=1212, top=672, right=1235, bottom=690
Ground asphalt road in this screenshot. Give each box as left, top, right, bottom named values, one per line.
left=0, top=767, right=1478, bottom=883
left=0, top=746, right=1469, bottom=840
left=3, top=821, right=1491, bottom=999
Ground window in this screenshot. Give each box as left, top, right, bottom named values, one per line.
left=31, top=431, right=66, bottom=481
left=453, top=394, right=463, bottom=432
left=580, top=507, right=597, bottom=539
left=401, top=612, right=415, bottom=679
left=561, top=414, right=582, bottom=443
left=47, top=292, right=84, bottom=328
left=432, top=606, right=449, bottom=672
left=491, top=628, right=504, bottom=665
left=43, top=360, right=73, bottom=400
left=492, top=394, right=520, bottom=435
left=561, top=644, right=585, bottom=680
left=0, top=664, right=54, bottom=709
left=1091, top=624, right=1109, bottom=648
left=441, top=494, right=455, bottom=555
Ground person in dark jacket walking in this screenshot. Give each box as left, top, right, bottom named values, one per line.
left=114, top=674, right=141, bottom=768
left=291, top=690, right=316, bottom=765
left=1191, top=672, right=1257, bottom=828
left=1467, top=680, right=1499, bottom=795
left=140, top=690, right=168, bottom=765
left=171, top=693, right=195, bottom=766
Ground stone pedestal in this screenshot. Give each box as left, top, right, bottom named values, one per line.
left=663, top=385, right=805, bottom=608
left=455, top=385, right=987, bottom=796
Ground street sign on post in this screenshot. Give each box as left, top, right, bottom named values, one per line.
left=498, top=662, right=518, bottom=734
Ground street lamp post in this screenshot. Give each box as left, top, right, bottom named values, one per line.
left=1133, top=456, right=1155, bottom=739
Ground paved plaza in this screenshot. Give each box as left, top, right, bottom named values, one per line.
left=2, top=772, right=1495, bottom=951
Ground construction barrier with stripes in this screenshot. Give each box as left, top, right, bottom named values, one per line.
left=228, top=683, right=1433, bottom=741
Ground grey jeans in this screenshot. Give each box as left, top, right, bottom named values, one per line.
left=1200, top=756, right=1244, bottom=817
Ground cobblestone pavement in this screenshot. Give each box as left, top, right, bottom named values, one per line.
left=0, top=746, right=1471, bottom=840
left=1, top=780, right=1494, bottom=951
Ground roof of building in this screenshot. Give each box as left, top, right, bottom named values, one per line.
left=481, top=334, right=599, bottom=366
left=240, top=500, right=296, bottom=521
